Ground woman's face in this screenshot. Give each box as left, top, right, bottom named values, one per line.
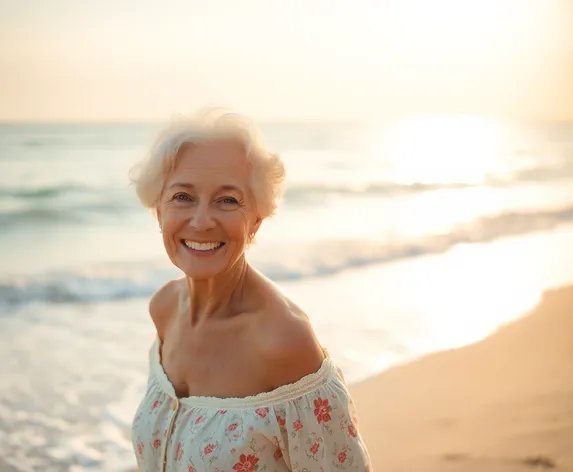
left=157, top=140, right=261, bottom=279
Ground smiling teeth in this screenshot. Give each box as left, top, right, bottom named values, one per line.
left=184, top=241, right=223, bottom=251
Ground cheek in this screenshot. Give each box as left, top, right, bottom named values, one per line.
left=223, top=211, right=251, bottom=240
left=159, top=206, right=186, bottom=229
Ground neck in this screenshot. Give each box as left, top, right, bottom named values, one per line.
left=185, top=256, right=250, bottom=325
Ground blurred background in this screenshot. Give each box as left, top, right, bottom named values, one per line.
left=0, top=1, right=572, bottom=471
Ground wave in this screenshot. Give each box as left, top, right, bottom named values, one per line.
left=285, top=163, right=573, bottom=201
left=0, top=184, right=90, bottom=199
left=0, top=203, right=134, bottom=228
left=2, top=205, right=573, bottom=306
left=0, top=185, right=137, bottom=227
left=284, top=181, right=474, bottom=200
left=0, top=207, right=89, bottom=225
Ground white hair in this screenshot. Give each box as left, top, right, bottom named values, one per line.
left=130, top=108, right=285, bottom=219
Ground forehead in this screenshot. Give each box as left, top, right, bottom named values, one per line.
left=169, top=140, right=251, bottom=187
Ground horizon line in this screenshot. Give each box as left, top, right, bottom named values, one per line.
left=1, top=113, right=572, bottom=127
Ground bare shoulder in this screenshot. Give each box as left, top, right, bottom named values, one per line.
left=149, top=277, right=186, bottom=340
left=255, top=281, right=326, bottom=389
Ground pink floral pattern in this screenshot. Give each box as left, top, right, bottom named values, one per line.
left=313, top=397, right=332, bottom=424
left=232, top=453, right=260, bottom=471
left=130, top=338, right=370, bottom=471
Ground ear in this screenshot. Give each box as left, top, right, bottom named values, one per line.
left=252, top=215, right=263, bottom=235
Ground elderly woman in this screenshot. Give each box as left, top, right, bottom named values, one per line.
left=130, top=110, right=371, bottom=471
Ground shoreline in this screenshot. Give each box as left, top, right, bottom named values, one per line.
left=351, top=284, right=573, bottom=471
left=283, top=224, right=573, bottom=384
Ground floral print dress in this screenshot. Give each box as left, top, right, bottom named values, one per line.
left=131, top=337, right=371, bottom=471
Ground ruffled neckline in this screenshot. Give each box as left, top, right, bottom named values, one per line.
left=150, top=336, right=338, bottom=408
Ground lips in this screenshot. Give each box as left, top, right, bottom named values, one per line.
left=182, top=240, right=225, bottom=252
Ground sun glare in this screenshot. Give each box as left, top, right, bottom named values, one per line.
left=384, top=115, right=504, bottom=184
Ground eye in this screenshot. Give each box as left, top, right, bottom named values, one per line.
left=173, top=193, right=193, bottom=202
left=220, top=197, right=239, bottom=205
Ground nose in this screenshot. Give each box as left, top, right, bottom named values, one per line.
left=189, top=202, right=216, bottom=231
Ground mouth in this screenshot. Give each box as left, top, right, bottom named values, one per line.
left=181, top=240, right=225, bottom=255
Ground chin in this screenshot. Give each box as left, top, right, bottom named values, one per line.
left=176, top=262, right=225, bottom=280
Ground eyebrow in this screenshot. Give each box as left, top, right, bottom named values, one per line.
left=168, top=182, right=243, bottom=194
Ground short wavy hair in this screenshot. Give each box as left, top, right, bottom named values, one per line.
left=131, top=108, right=285, bottom=219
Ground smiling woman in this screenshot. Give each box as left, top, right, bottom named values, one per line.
left=128, top=109, right=371, bottom=471
left=157, top=139, right=263, bottom=279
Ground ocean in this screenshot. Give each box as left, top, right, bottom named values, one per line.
left=1, top=115, right=573, bottom=471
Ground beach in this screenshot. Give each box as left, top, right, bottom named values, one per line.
left=2, top=0, right=572, bottom=468
left=1, top=119, right=573, bottom=471
left=352, top=284, right=573, bottom=471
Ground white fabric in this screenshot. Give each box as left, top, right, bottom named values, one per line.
left=131, top=337, right=371, bottom=471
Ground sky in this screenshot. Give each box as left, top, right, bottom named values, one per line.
left=1, top=0, right=572, bottom=123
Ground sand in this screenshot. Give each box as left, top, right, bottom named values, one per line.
left=351, top=285, right=573, bottom=471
